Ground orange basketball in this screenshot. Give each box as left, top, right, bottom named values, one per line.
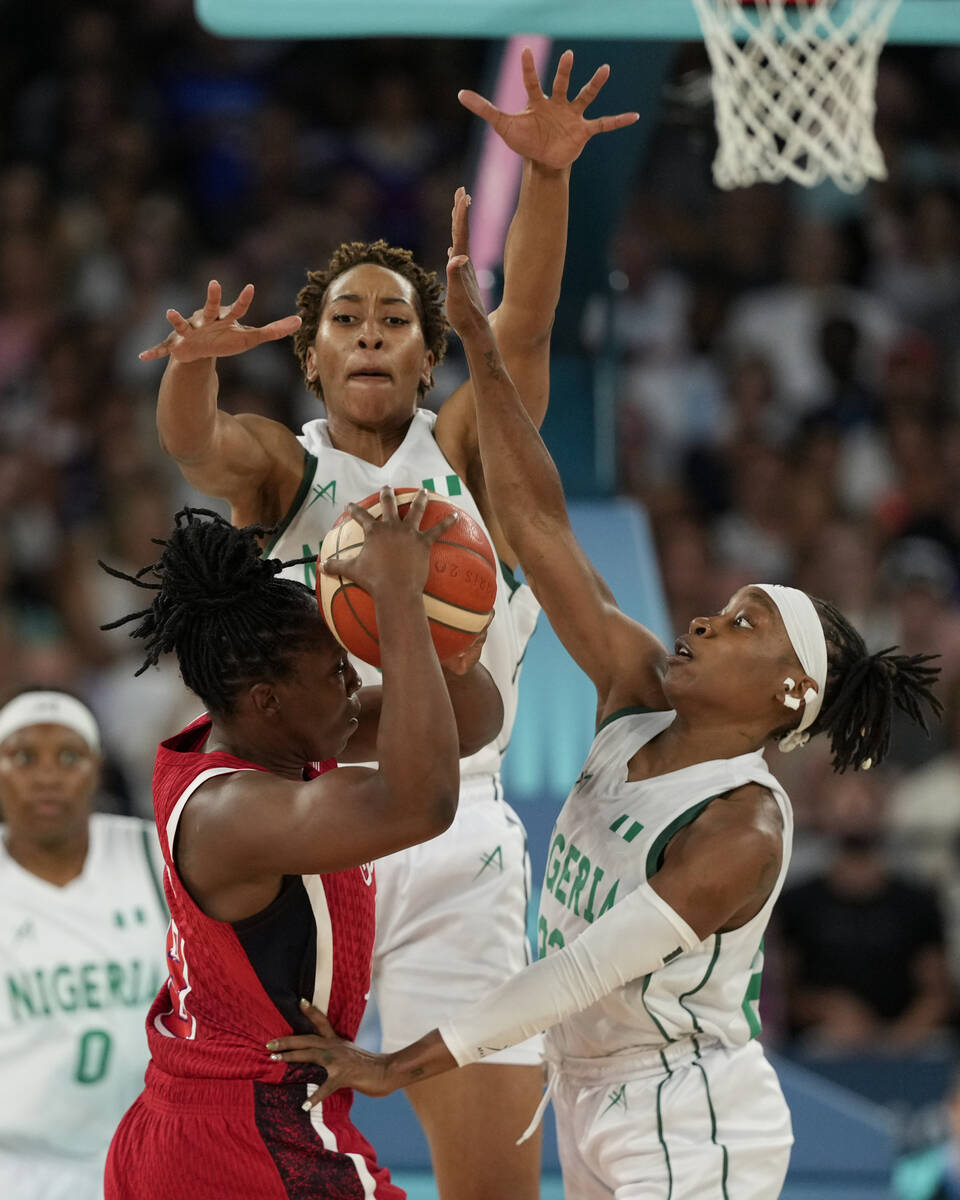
left=316, top=489, right=497, bottom=668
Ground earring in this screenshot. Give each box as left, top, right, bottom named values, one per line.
left=782, top=695, right=801, bottom=710
left=802, top=687, right=818, bottom=705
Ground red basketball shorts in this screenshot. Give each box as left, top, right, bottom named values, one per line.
left=105, top=1065, right=404, bottom=1199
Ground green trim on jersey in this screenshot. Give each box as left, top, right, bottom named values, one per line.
left=694, top=1060, right=731, bottom=1198
left=140, top=826, right=166, bottom=916
left=677, top=934, right=722, bottom=1034
left=645, top=795, right=719, bottom=880
left=641, top=974, right=673, bottom=1043
left=656, top=1055, right=675, bottom=1199
left=596, top=705, right=665, bottom=734
left=260, top=452, right=318, bottom=559
left=741, top=939, right=765, bottom=1039
left=499, top=559, right=521, bottom=596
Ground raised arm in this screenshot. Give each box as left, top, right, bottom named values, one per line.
left=444, top=190, right=667, bottom=714
left=143, top=280, right=305, bottom=525
left=435, top=49, right=638, bottom=562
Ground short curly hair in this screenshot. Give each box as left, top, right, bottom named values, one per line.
left=293, top=241, right=449, bottom=404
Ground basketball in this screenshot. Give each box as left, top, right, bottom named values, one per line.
left=317, top=489, right=497, bottom=668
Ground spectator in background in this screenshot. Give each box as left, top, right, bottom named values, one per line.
left=0, top=687, right=168, bottom=1200
left=777, top=772, right=953, bottom=1052
left=723, top=218, right=900, bottom=415
left=881, top=538, right=960, bottom=768
left=891, top=679, right=960, bottom=981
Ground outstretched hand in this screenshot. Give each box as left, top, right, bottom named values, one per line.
left=267, top=999, right=393, bottom=1107
left=139, top=280, right=301, bottom=364
left=458, top=47, right=638, bottom=172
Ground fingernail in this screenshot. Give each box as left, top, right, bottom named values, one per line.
left=300, top=997, right=311, bottom=1008
left=270, top=1053, right=281, bottom=1061
left=302, top=1100, right=313, bottom=1111
left=266, top=1041, right=278, bottom=1050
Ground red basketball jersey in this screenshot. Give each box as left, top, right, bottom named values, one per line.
left=147, top=714, right=376, bottom=1082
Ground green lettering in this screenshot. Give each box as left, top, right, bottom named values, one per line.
left=537, top=915, right=548, bottom=959
left=81, top=964, right=102, bottom=1010
left=33, top=969, right=52, bottom=1016
left=7, top=975, right=36, bottom=1021
left=547, top=928, right=566, bottom=951
left=568, top=854, right=591, bottom=916
left=127, top=959, right=143, bottom=1006
left=584, top=865, right=605, bottom=922
left=555, top=845, right=581, bottom=907
left=53, top=965, right=79, bottom=1012
left=74, top=1029, right=112, bottom=1085
left=544, top=833, right=565, bottom=895
left=597, top=880, right=620, bottom=918
left=106, top=962, right=126, bottom=1006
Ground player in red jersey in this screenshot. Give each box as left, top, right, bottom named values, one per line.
left=101, top=491, right=502, bottom=1200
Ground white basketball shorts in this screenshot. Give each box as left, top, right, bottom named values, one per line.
left=552, top=1038, right=793, bottom=1198
left=372, top=774, right=543, bottom=1066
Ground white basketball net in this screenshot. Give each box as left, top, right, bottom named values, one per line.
left=691, top=0, right=902, bottom=192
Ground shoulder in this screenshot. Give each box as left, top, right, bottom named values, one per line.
left=718, top=782, right=785, bottom=833
left=670, top=783, right=784, bottom=861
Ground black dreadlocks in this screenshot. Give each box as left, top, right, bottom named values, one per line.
left=801, top=596, right=942, bottom=773
left=99, top=508, right=323, bottom=717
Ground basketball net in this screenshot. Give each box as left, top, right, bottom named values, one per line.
left=691, top=0, right=902, bottom=192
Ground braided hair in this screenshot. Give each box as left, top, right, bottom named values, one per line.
left=804, top=596, right=942, bottom=773
left=100, top=508, right=323, bottom=717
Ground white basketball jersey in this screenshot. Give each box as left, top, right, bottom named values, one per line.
left=265, top=409, right=540, bottom=779
left=539, top=708, right=793, bottom=1060
left=0, top=815, right=169, bottom=1174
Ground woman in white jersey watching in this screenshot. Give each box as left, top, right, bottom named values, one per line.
left=0, top=688, right=168, bottom=1200
left=267, top=190, right=943, bottom=1199
left=138, top=50, right=638, bottom=1200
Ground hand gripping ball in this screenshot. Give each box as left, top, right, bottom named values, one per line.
left=317, top=489, right=497, bottom=668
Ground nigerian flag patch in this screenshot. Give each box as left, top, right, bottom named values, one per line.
left=421, top=474, right=462, bottom=497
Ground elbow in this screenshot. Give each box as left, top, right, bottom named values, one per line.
left=458, top=694, right=504, bottom=758
left=421, top=785, right=459, bottom=839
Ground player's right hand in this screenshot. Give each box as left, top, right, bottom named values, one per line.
left=321, top=486, right=458, bottom=600
left=267, top=1000, right=395, bottom=1104
left=138, top=280, right=301, bottom=364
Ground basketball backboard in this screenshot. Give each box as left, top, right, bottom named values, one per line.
left=196, top=0, right=960, bottom=42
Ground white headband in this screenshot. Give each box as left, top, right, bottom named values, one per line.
left=0, top=692, right=100, bottom=752
left=755, top=584, right=828, bottom=753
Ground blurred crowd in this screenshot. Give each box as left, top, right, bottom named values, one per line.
left=3, top=1, right=960, bottom=1066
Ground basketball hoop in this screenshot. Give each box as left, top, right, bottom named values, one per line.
left=691, top=0, right=902, bottom=192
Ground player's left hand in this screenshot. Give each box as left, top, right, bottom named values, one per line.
left=458, top=48, right=638, bottom=172
left=267, top=999, right=394, bottom=1107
